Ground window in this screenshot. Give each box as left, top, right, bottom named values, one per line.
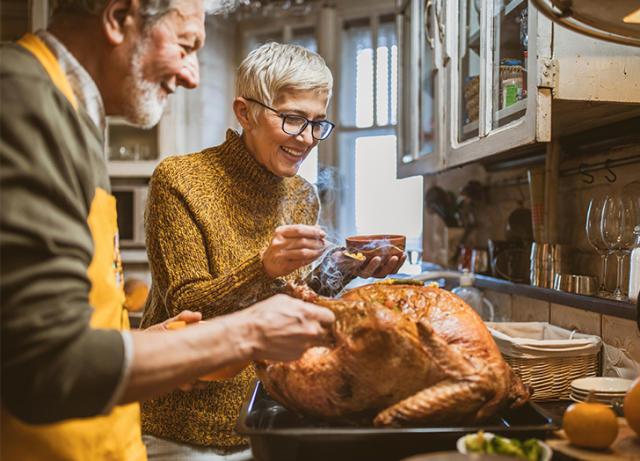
left=338, top=15, right=423, bottom=263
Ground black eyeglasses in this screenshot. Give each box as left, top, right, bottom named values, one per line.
left=244, top=97, right=335, bottom=141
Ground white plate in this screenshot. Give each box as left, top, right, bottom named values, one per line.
left=456, top=432, right=552, bottom=461
left=569, top=388, right=626, bottom=398
left=570, top=377, right=632, bottom=393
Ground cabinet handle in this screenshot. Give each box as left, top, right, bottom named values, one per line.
left=424, top=0, right=435, bottom=49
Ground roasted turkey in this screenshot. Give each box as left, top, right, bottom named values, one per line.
left=255, top=281, right=530, bottom=427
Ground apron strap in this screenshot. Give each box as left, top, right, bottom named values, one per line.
left=18, top=33, right=78, bottom=110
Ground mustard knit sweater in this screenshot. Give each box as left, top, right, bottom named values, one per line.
left=140, top=130, right=339, bottom=448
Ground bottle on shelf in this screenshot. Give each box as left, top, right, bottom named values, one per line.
left=452, top=269, right=495, bottom=322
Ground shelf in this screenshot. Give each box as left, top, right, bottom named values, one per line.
left=107, top=161, right=157, bottom=178
left=462, top=98, right=527, bottom=135
left=107, top=116, right=136, bottom=127
left=474, top=274, right=637, bottom=323
left=120, top=248, right=148, bottom=264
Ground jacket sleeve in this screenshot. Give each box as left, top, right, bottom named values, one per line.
left=0, top=61, right=125, bottom=424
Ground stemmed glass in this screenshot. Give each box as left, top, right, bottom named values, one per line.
left=586, top=197, right=611, bottom=297
left=600, top=194, right=637, bottom=301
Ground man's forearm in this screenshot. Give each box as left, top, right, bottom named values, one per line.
left=118, top=315, right=254, bottom=405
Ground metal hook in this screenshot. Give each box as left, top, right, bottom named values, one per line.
left=579, top=163, right=594, bottom=184
left=604, top=159, right=617, bottom=183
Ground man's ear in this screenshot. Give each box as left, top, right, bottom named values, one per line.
left=233, top=97, right=254, bottom=130
left=102, top=0, right=138, bottom=45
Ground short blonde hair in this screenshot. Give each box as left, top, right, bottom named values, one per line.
left=236, top=42, right=333, bottom=122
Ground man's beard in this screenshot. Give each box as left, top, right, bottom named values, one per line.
left=121, top=40, right=168, bottom=128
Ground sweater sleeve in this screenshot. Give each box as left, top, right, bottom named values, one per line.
left=145, top=162, right=276, bottom=319
left=0, top=55, right=125, bottom=424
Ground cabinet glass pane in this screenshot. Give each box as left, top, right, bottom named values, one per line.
left=492, top=0, right=528, bottom=129
left=458, top=0, right=481, bottom=142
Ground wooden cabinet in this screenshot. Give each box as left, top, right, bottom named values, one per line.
left=397, top=0, right=640, bottom=178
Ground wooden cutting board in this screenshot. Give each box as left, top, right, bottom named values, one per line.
left=546, top=418, right=640, bottom=460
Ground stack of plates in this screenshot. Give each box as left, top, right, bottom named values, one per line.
left=569, top=377, right=632, bottom=406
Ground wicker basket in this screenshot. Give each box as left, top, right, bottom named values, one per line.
left=486, top=322, right=601, bottom=401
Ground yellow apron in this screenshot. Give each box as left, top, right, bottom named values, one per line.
left=1, top=34, right=147, bottom=461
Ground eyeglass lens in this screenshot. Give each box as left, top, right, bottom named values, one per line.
left=282, top=115, right=333, bottom=140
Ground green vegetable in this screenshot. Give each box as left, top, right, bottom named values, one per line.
left=523, top=438, right=542, bottom=461
left=464, top=433, right=487, bottom=453
left=463, top=432, right=542, bottom=460
left=490, top=436, right=527, bottom=459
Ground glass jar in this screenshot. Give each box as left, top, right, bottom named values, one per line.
left=629, top=225, right=640, bottom=303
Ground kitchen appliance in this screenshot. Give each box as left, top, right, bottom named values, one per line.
left=112, top=185, right=147, bottom=248
left=236, top=381, right=558, bottom=461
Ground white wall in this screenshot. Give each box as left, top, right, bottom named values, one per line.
left=179, top=16, right=238, bottom=154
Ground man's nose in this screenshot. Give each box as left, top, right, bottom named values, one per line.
left=177, top=54, right=199, bottom=89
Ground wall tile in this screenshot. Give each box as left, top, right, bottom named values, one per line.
left=511, top=295, right=550, bottom=322
left=602, top=315, right=640, bottom=365
left=550, top=303, right=601, bottom=336
left=484, top=291, right=512, bottom=322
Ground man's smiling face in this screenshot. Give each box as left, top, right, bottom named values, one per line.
left=121, top=0, right=205, bottom=127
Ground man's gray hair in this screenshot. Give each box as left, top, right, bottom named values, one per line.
left=51, top=0, right=241, bottom=20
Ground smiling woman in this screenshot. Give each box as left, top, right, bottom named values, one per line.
left=140, top=41, right=406, bottom=459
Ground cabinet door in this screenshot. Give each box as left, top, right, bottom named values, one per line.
left=397, top=0, right=445, bottom=178
left=445, top=0, right=540, bottom=168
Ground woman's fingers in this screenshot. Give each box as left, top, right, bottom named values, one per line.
left=275, top=224, right=326, bottom=239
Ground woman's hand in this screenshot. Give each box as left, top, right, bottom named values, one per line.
left=262, top=225, right=327, bottom=278
left=334, top=250, right=407, bottom=279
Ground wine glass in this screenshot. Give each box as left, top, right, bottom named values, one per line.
left=586, top=197, right=611, bottom=296
left=600, top=194, right=637, bottom=301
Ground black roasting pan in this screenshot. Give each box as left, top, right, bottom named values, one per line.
left=236, top=381, right=560, bottom=461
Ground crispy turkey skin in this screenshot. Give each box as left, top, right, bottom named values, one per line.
left=254, top=282, right=530, bottom=427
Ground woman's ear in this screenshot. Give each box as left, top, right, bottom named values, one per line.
left=102, top=0, right=138, bottom=45
left=233, top=97, right=254, bottom=130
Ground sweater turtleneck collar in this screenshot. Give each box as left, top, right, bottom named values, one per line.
left=218, top=129, right=284, bottom=189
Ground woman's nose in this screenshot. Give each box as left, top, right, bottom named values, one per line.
left=296, top=123, right=315, bottom=145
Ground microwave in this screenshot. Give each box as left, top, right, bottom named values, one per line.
left=112, top=185, right=148, bottom=247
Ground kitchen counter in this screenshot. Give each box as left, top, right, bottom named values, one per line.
left=239, top=400, right=638, bottom=461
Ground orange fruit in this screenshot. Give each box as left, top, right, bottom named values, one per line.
left=123, top=278, right=149, bottom=312
left=563, top=401, right=619, bottom=449
left=624, top=376, right=640, bottom=437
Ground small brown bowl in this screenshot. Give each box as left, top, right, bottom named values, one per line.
left=345, top=234, right=406, bottom=259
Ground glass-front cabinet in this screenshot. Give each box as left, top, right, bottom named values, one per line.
left=397, top=0, right=543, bottom=176
left=446, top=0, right=539, bottom=168
left=397, top=0, right=444, bottom=177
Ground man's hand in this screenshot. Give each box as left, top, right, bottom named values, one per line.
left=262, top=225, right=327, bottom=278
left=237, top=294, right=335, bottom=363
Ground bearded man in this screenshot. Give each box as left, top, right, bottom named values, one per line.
left=0, top=2, right=335, bottom=460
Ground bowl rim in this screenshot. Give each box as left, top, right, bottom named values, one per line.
left=345, top=234, right=406, bottom=247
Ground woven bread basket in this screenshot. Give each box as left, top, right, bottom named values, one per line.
left=487, top=322, right=601, bottom=401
